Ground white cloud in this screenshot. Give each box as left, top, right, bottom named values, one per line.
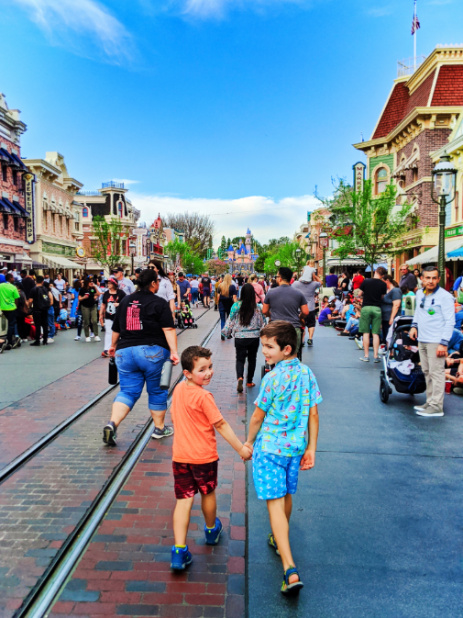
left=161, top=0, right=307, bottom=19
left=11, top=0, right=135, bottom=64
left=130, top=192, right=322, bottom=245
left=112, top=178, right=140, bottom=186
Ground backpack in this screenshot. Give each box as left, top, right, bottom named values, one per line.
left=34, top=287, right=51, bottom=310
left=457, top=278, right=463, bottom=304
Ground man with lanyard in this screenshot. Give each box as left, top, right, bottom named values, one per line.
left=292, top=265, right=321, bottom=347
left=112, top=267, right=135, bottom=296
left=409, top=265, right=455, bottom=417
left=262, top=266, right=309, bottom=357
left=176, top=272, right=191, bottom=307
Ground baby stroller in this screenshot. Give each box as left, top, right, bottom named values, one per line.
left=379, top=316, right=426, bottom=403
left=176, top=306, right=198, bottom=330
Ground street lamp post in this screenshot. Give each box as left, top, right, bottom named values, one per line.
left=431, top=153, right=458, bottom=287
left=129, top=242, right=136, bottom=275
left=319, top=233, right=329, bottom=286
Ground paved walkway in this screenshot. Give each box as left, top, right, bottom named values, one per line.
left=248, top=326, right=463, bottom=618
left=0, top=309, right=218, bottom=617
left=50, top=322, right=246, bottom=618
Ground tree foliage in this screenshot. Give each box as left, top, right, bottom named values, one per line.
left=164, top=212, right=214, bottom=258
left=323, top=179, right=413, bottom=270
left=164, top=240, right=204, bottom=275
left=205, top=259, right=229, bottom=276
left=90, top=216, right=126, bottom=270
left=263, top=241, right=302, bottom=275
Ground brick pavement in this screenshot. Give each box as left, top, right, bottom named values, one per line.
left=0, top=309, right=218, bottom=618
left=49, top=326, right=247, bottom=618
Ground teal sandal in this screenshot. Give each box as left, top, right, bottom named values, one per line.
left=281, top=566, right=304, bottom=596
left=268, top=533, right=280, bottom=555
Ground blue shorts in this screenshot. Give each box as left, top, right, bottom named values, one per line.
left=114, top=344, right=170, bottom=411
left=252, top=445, right=302, bottom=501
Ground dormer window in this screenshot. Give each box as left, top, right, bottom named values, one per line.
left=118, top=201, right=123, bottom=217
left=82, top=207, right=88, bottom=217
left=375, top=167, right=388, bottom=195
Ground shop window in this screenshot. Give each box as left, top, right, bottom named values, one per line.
left=82, top=207, right=88, bottom=217
left=1, top=165, right=7, bottom=182
left=375, top=168, right=388, bottom=195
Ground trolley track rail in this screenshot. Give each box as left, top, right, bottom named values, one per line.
left=15, top=319, right=218, bottom=618
left=0, top=307, right=211, bottom=486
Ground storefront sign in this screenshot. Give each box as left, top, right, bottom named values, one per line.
left=23, top=173, right=35, bottom=244
left=353, top=161, right=366, bottom=193
left=445, top=225, right=463, bottom=238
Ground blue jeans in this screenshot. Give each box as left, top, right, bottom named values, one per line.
left=191, top=289, right=199, bottom=304
left=48, top=306, right=56, bottom=338
left=114, top=344, right=170, bottom=411
left=2, top=310, right=18, bottom=344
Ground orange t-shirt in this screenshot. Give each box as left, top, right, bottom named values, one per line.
left=171, top=380, right=224, bottom=464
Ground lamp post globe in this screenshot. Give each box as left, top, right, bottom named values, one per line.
left=431, top=152, right=458, bottom=287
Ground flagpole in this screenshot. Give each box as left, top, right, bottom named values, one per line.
left=413, top=0, right=417, bottom=71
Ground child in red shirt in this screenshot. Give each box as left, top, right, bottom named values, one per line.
left=170, top=345, right=252, bottom=570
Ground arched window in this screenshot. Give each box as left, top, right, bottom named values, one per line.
left=82, top=207, right=88, bottom=217
left=118, top=201, right=123, bottom=217
left=375, top=167, right=388, bottom=195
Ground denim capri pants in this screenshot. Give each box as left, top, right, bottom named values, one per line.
left=114, top=344, right=171, bottom=411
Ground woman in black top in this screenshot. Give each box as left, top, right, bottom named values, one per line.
left=78, top=277, right=101, bottom=342
left=99, top=277, right=125, bottom=357
left=103, top=269, right=179, bottom=446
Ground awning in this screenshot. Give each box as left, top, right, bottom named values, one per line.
left=325, top=258, right=366, bottom=267
left=12, top=200, right=28, bottom=216
left=447, top=247, right=463, bottom=259
left=18, top=253, right=32, bottom=263
left=406, top=238, right=463, bottom=265
left=0, top=198, right=14, bottom=214
left=2, top=197, right=25, bottom=217
left=42, top=254, right=79, bottom=269
left=9, top=153, right=28, bottom=171
left=365, top=262, right=388, bottom=272
left=0, top=148, right=14, bottom=164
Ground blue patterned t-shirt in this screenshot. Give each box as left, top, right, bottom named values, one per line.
left=254, top=358, right=322, bottom=457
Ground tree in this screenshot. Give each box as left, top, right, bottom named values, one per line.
left=90, top=216, right=126, bottom=271
left=164, top=240, right=203, bottom=275
left=263, top=241, right=301, bottom=275
left=323, top=179, right=413, bottom=271
left=164, top=212, right=214, bottom=257
left=205, top=259, right=229, bottom=276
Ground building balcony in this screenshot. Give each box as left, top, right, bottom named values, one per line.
left=102, top=181, right=125, bottom=189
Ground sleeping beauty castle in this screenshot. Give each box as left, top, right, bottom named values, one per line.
left=226, top=228, right=259, bottom=273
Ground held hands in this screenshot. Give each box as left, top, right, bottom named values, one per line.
left=300, top=450, right=316, bottom=471
left=240, top=442, right=253, bottom=461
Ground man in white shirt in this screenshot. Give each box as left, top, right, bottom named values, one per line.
left=112, top=267, right=135, bottom=296
left=409, top=265, right=455, bottom=417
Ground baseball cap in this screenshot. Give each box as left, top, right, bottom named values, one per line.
left=108, top=276, right=118, bottom=285
left=112, top=267, right=124, bottom=273
left=328, top=295, right=336, bottom=302
left=135, top=267, right=142, bottom=274
left=0, top=266, right=7, bottom=271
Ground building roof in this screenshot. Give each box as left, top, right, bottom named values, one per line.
left=370, top=48, right=463, bottom=141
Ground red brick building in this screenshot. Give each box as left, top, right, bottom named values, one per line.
left=0, top=93, right=32, bottom=269
left=354, top=47, right=463, bottom=274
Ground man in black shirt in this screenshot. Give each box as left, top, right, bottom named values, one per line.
left=201, top=273, right=212, bottom=309
left=29, top=275, right=53, bottom=346
left=358, top=266, right=387, bottom=362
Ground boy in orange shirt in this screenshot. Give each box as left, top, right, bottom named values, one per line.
left=170, top=345, right=252, bottom=570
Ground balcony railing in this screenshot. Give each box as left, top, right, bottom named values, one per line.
left=102, top=181, right=125, bottom=189
left=76, top=191, right=100, bottom=196
left=397, top=56, right=425, bottom=77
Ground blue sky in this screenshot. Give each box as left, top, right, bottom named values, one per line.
left=1, top=0, right=462, bottom=243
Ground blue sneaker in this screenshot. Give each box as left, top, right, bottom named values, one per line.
left=204, top=517, right=223, bottom=545
left=170, top=545, right=193, bottom=570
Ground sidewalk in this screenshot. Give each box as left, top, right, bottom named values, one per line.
left=50, top=322, right=246, bottom=618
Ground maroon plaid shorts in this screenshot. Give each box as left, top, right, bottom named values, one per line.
left=172, top=460, right=218, bottom=499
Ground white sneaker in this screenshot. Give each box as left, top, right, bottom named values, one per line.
left=94, top=336, right=101, bottom=342
left=354, top=338, right=363, bottom=350
left=414, top=404, right=428, bottom=412
left=74, top=336, right=81, bottom=341
left=48, top=338, right=54, bottom=344
left=86, top=337, right=91, bottom=342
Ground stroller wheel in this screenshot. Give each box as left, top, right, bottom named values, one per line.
left=380, top=377, right=390, bottom=403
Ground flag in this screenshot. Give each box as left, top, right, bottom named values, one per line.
left=411, top=13, right=420, bottom=35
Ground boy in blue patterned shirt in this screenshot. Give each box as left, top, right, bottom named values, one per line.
left=245, top=320, right=321, bottom=595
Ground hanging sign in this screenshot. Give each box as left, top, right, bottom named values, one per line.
left=23, top=172, right=35, bottom=244
left=353, top=161, right=366, bottom=193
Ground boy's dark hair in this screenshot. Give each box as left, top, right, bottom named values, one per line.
left=375, top=266, right=387, bottom=277
left=36, top=275, right=44, bottom=283
left=260, top=320, right=297, bottom=355
left=329, top=267, right=335, bottom=274
left=181, top=345, right=212, bottom=372
left=278, top=267, right=293, bottom=283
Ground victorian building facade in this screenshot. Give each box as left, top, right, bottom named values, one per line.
left=354, top=46, right=463, bottom=275
left=23, top=152, right=83, bottom=275
left=0, top=93, right=32, bottom=268
left=77, top=182, right=140, bottom=272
